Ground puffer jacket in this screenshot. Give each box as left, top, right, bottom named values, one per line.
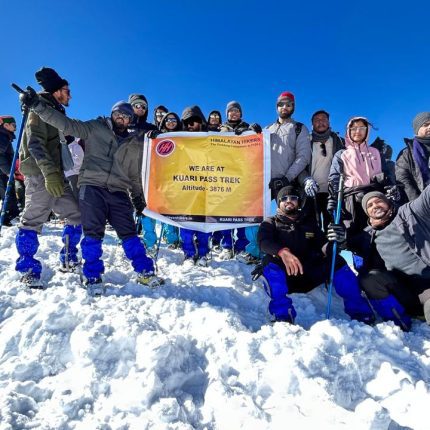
left=329, top=117, right=382, bottom=189
left=395, top=138, right=425, bottom=202
left=265, top=119, right=311, bottom=182
left=0, top=127, right=14, bottom=175
left=19, top=92, right=65, bottom=178
left=32, top=101, right=144, bottom=195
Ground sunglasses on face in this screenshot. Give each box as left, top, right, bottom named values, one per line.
left=280, top=195, right=299, bottom=202
left=277, top=101, right=294, bottom=108
left=60, top=88, right=71, bottom=96
left=133, top=103, right=147, bottom=110
left=228, top=108, right=240, bottom=114
left=112, top=111, right=132, bottom=120
left=166, top=118, right=177, bottom=123
left=185, top=117, right=202, bottom=126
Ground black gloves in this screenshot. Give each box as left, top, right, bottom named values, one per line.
left=327, top=223, right=346, bottom=245
left=234, top=127, right=248, bottom=135
left=384, top=185, right=401, bottom=202
left=132, top=195, right=146, bottom=216
left=249, top=123, right=262, bottom=134
left=327, top=199, right=337, bottom=215
left=269, top=177, right=289, bottom=200
left=146, top=129, right=161, bottom=139
left=19, top=86, right=40, bottom=109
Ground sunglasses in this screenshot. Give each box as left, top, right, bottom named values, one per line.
left=166, top=118, right=177, bottom=123
left=60, top=88, right=71, bottom=95
left=228, top=108, right=241, bottom=114
left=112, top=111, right=132, bottom=120
left=280, top=195, right=299, bottom=202
left=185, top=118, right=202, bottom=126
left=133, top=103, right=147, bottom=110
left=349, top=126, right=367, bottom=132
left=277, top=101, right=294, bottom=108
left=320, top=143, right=327, bottom=157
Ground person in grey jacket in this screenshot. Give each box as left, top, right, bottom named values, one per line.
left=238, top=91, right=311, bottom=265
left=20, top=89, right=163, bottom=292
left=360, top=187, right=430, bottom=324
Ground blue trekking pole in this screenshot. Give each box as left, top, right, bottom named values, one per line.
left=0, top=84, right=28, bottom=236
left=326, top=173, right=345, bottom=319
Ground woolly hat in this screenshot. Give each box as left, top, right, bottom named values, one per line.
left=111, top=101, right=134, bottom=117
left=361, top=191, right=390, bottom=215
left=0, top=115, right=16, bottom=125
left=412, top=112, right=430, bottom=135
left=128, top=94, right=148, bottom=107
left=277, top=185, right=299, bottom=206
left=35, top=67, right=68, bottom=93
left=226, top=101, right=242, bottom=117
left=277, top=91, right=295, bottom=103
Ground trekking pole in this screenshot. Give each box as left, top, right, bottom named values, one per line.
left=326, top=173, right=345, bottom=319
left=153, top=223, right=165, bottom=273
left=0, top=84, right=28, bottom=235
left=313, top=196, right=322, bottom=231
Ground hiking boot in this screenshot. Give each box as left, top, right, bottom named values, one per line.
left=20, top=272, right=44, bottom=289
left=83, top=277, right=104, bottom=296
left=59, top=260, right=81, bottom=273
left=219, top=248, right=234, bottom=260
left=236, top=251, right=260, bottom=265
left=136, top=272, right=164, bottom=288
left=195, top=256, right=208, bottom=267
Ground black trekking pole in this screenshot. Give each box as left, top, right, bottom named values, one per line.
left=326, top=174, right=345, bottom=319
left=0, top=84, right=28, bottom=236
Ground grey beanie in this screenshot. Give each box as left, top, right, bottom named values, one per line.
left=361, top=191, right=390, bottom=214
left=226, top=101, right=242, bottom=117
left=412, top=112, right=430, bottom=135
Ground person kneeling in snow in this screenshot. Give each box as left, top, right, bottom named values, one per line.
left=329, top=189, right=430, bottom=329
left=20, top=89, right=163, bottom=291
left=257, top=185, right=374, bottom=324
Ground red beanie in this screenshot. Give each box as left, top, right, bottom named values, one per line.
left=277, top=91, right=295, bottom=102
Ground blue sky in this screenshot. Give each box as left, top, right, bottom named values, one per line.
left=1, top=0, right=428, bottom=157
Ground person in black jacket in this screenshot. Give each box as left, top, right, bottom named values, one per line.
left=0, top=116, right=20, bottom=226
left=395, top=112, right=430, bottom=202
left=257, top=185, right=374, bottom=324
left=128, top=94, right=157, bottom=134
left=207, top=110, right=222, bottom=132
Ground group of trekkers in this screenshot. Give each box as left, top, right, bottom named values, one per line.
left=1, top=66, right=430, bottom=328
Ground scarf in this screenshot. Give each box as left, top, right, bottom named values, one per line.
left=412, top=138, right=430, bottom=186
left=312, top=128, right=331, bottom=143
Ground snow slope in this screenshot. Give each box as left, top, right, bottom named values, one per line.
left=0, top=223, right=429, bottom=430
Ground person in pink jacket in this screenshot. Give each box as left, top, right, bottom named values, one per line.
left=327, top=116, right=397, bottom=234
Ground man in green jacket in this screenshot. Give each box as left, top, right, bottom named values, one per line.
left=16, top=67, right=81, bottom=288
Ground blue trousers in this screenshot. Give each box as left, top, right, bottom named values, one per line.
left=79, top=185, right=153, bottom=280
left=180, top=228, right=210, bottom=258
left=262, top=258, right=373, bottom=322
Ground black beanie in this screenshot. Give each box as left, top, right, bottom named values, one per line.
left=277, top=185, right=299, bottom=206
left=35, top=67, right=68, bottom=93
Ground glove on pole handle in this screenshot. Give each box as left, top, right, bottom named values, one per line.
left=0, top=84, right=29, bottom=235
left=325, top=173, right=345, bottom=319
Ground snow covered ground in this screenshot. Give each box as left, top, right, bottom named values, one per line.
left=0, top=223, right=429, bottom=430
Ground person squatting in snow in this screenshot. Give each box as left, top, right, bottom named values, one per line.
left=256, top=185, right=375, bottom=324
left=19, top=79, right=163, bottom=290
